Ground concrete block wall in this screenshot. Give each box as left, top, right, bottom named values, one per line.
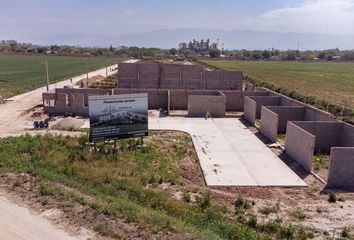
left=244, top=97, right=257, bottom=125
left=114, top=88, right=168, bottom=109
left=291, top=121, right=342, bottom=153
left=328, top=147, right=354, bottom=188
left=285, top=122, right=316, bottom=171
left=118, top=63, right=243, bottom=90
left=44, top=88, right=236, bottom=115
left=118, top=63, right=138, bottom=88
left=243, top=96, right=281, bottom=124
left=285, top=121, right=354, bottom=180
left=188, top=92, right=226, bottom=117
left=243, top=88, right=337, bottom=145
left=265, top=88, right=336, bottom=121
left=44, top=88, right=112, bottom=117
left=245, top=83, right=254, bottom=92
left=260, top=107, right=279, bottom=142
left=169, top=90, right=219, bottom=110
left=339, top=122, right=354, bottom=147
left=260, top=106, right=306, bottom=142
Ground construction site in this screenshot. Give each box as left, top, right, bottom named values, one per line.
left=1, top=60, right=354, bottom=239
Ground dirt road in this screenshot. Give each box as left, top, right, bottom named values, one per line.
left=0, top=63, right=121, bottom=239
left=0, top=192, right=94, bottom=240
left=0, top=65, right=117, bottom=137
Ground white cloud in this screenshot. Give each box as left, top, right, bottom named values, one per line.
left=241, top=0, right=354, bottom=34
left=123, top=9, right=144, bottom=16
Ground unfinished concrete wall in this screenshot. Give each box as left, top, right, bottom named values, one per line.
left=285, top=122, right=316, bottom=171
left=221, top=91, right=269, bottom=112
left=118, top=63, right=243, bottom=90
left=264, top=88, right=336, bottom=121
left=138, top=63, right=160, bottom=89
left=118, top=63, right=138, bottom=88
left=260, top=107, right=279, bottom=142
left=188, top=92, right=226, bottom=117
left=285, top=121, right=354, bottom=176
left=292, top=121, right=342, bottom=153
left=169, top=90, right=218, bottom=110
left=260, top=106, right=306, bottom=142
left=339, top=122, right=354, bottom=147
left=245, top=83, right=254, bottom=92
left=114, top=88, right=168, bottom=109
left=243, top=96, right=281, bottom=125
left=72, top=93, right=87, bottom=116
left=244, top=97, right=257, bottom=125
left=327, top=147, right=354, bottom=188
left=264, top=106, right=306, bottom=131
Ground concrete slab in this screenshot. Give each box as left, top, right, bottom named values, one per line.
left=149, top=117, right=306, bottom=187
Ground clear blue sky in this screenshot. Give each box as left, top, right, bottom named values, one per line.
left=1, top=0, right=354, bottom=40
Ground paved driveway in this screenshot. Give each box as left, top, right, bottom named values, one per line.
left=149, top=117, right=306, bottom=187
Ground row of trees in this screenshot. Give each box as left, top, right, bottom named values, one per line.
left=2, top=40, right=354, bottom=61
left=227, top=48, right=354, bottom=61
left=178, top=39, right=218, bottom=53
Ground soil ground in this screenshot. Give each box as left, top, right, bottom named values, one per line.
left=1, top=129, right=354, bottom=239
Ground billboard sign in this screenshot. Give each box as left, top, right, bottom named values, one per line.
left=88, top=93, right=148, bottom=142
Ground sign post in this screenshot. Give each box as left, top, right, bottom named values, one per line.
left=88, top=93, right=148, bottom=143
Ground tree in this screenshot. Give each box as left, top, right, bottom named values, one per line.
left=169, top=48, right=178, bottom=55
left=318, top=52, right=326, bottom=59
left=36, top=47, right=48, bottom=54
left=262, top=50, right=271, bottom=59
left=252, top=50, right=262, bottom=60
left=10, top=43, right=19, bottom=52
left=284, top=51, right=296, bottom=60
left=209, top=48, right=221, bottom=58
left=50, top=45, right=60, bottom=51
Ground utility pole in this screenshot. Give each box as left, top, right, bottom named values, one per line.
left=38, top=60, right=49, bottom=91
left=86, top=58, right=89, bottom=88
left=45, top=60, right=49, bottom=91
left=105, top=59, right=108, bottom=78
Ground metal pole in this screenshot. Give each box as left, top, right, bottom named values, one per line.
left=86, top=58, right=89, bottom=88
left=45, top=60, right=49, bottom=91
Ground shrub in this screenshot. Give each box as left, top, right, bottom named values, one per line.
left=248, top=215, right=257, bottom=228
left=263, top=218, right=282, bottom=234
left=341, top=227, right=350, bottom=238
left=316, top=206, right=323, bottom=213
left=291, top=208, right=306, bottom=221
left=328, top=193, right=337, bottom=203
left=183, top=192, right=191, bottom=203
left=279, top=224, right=294, bottom=239
left=259, top=203, right=280, bottom=215
left=196, top=192, right=211, bottom=210
left=234, top=196, right=254, bottom=215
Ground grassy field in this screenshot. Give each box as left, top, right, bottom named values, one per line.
left=0, top=132, right=320, bottom=239
left=203, top=60, right=354, bottom=110
left=0, top=55, right=121, bottom=99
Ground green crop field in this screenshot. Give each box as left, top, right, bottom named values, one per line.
left=203, top=60, right=354, bottom=109
left=0, top=55, right=121, bottom=99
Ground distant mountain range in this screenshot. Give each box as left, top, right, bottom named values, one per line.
left=25, top=28, right=354, bottom=50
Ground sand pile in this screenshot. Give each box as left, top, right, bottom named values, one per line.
left=76, top=75, right=105, bottom=87
left=50, top=117, right=85, bottom=131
